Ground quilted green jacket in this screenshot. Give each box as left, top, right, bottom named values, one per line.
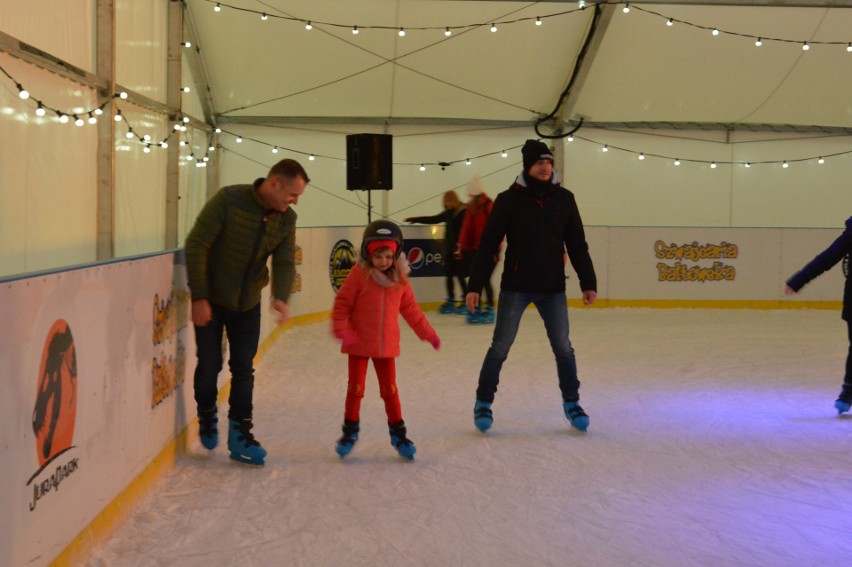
left=185, top=182, right=297, bottom=312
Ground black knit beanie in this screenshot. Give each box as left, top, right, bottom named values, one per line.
left=521, top=139, right=554, bottom=172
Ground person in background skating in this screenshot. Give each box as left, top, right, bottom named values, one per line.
left=331, top=220, right=441, bottom=460
left=785, top=216, right=852, bottom=414
left=405, top=190, right=468, bottom=314
left=457, top=176, right=497, bottom=324
left=185, top=158, right=309, bottom=467
left=466, top=140, right=597, bottom=433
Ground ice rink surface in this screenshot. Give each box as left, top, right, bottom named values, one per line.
left=85, top=307, right=852, bottom=567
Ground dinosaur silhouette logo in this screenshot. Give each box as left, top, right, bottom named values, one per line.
left=32, top=320, right=77, bottom=467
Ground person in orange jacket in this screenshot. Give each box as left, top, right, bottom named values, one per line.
left=331, top=220, right=441, bottom=460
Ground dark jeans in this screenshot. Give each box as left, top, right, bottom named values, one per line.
left=193, top=303, right=261, bottom=420
left=842, top=319, right=852, bottom=400
left=476, top=290, right=580, bottom=404
left=444, top=254, right=467, bottom=302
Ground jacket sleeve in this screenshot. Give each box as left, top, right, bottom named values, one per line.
left=184, top=190, right=228, bottom=300
left=331, top=267, right=362, bottom=338
left=407, top=210, right=452, bottom=225
left=270, top=211, right=297, bottom=304
left=564, top=193, right=597, bottom=292
left=467, top=194, right=508, bottom=294
left=398, top=283, right=437, bottom=341
left=787, top=218, right=852, bottom=292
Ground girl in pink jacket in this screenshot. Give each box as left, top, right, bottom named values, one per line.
left=332, top=220, right=440, bottom=460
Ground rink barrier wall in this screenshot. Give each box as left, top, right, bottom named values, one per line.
left=1, top=226, right=843, bottom=567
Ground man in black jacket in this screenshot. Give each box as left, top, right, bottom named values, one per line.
left=465, top=139, right=597, bottom=433
left=785, top=216, right=852, bottom=414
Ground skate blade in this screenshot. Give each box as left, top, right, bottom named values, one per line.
left=229, top=453, right=265, bottom=467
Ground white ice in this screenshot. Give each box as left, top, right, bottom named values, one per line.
left=85, top=307, right=852, bottom=567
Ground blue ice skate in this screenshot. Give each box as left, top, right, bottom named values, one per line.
left=836, top=399, right=851, bottom=415
left=564, top=402, right=589, bottom=432
left=228, top=418, right=267, bottom=466
left=439, top=300, right=457, bottom=314
left=455, top=302, right=468, bottom=315
left=466, top=307, right=481, bottom=324
left=389, top=420, right=416, bottom=460
left=473, top=400, right=493, bottom=432
left=198, top=407, right=219, bottom=450
left=478, top=307, right=495, bottom=324
left=336, top=419, right=360, bottom=457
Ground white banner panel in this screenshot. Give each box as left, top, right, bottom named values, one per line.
left=0, top=253, right=194, bottom=567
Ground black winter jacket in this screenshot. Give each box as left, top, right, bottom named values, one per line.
left=468, top=173, right=596, bottom=295
left=786, top=216, right=852, bottom=321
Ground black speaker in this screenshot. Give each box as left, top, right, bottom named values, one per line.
left=346, top=134, right=392, bottom=190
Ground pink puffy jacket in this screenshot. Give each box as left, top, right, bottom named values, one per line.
left=332, top=263, right=437, bottom=358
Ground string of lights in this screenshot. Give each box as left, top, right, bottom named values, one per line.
left=200, top=0, right=852, bottom=51
left=215, top=126, right=852, bottom=171
left=4, top=60, right=850, bottom=172
left=0, top=64, right=212, bottom=166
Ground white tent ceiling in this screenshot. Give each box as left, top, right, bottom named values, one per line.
left=185, top=0, right=852, bottom=134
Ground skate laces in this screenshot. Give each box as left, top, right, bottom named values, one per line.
left=234, top=421, right=261, bottom=447
left=565, top=404, right=587, bottom=420
left=198, top=410, right=218, bottom=436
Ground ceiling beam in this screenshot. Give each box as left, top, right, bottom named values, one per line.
left=215, top=115, right=852, bottom=134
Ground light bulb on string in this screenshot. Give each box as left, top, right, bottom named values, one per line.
left=578, top=0, right=586, bottom=8
left=261, top=13, right=268, bottom=21
left=87, top=112, right=97, bottom=124
left=309, top=154, right=315, bottom=161
left=305, top=21, right=312, bottom=30
left=236, top=136, right=242, bottom=143
left=119, top=91, right=128, bottom=99
left=17, top=83, right=29, bottom=99
left=352, top=26, right=359, bottom=35
left=214, top=3, right=220, bottom=12
left=143, top=134, right=151, bottom=142
left=125, top=131, right=134, bottom=139
left=674, top=158, right=680, bottom=166
left=712, top=28, right=719, bottom=36
left=57, top=112, right=69, bottom=123
left=182, top=87, right=191, bottom=93
left=444, top=27, right=451, bottom=37
left=398, top=28, right=405, bottom=37
left=501, top=150, right=508, bottom=158
left=567, top=135, right=574, bottom=142
left=215, top=127, right=222, bottom=133
left=419, top=164, right=426, bottom=171
left=623, top=4, right=630, bottom=14
left=666, top=18, right=673, bottom=27
left=94, top=107, right=103, bottom=116
left=847, top=43, right=852, bottom=52
left=490, top=23, right=497, bottom=32
left=818, top=157, right=825, bottom=164
left=272, top=146, right=279, bottom=153
left=535, top=17, right=542, bottom=27
left=755, top=38, right=762, bottom=47
left=203, top=156, right=210, bottom=162
left=638, top=153, right=645, bottom=160
left=74, top=115, right=84, bottom=126
left=782, top=161, right=789, bottom=168
left=183, top=41, right=191, bottom=47
left=602, top=145, right=608, bottom=152
left=160, top=141, right=168, bottom=149
left=208, top=145, right=215, bottom=152
left=710, top=162, right=717, bottom=168
left=802, top=42, right=809, bottom=51
left=465, top=158, right=472, bottom=165
left=35, top=103, right=46, bottom=117
left=745, top=162, right=751, bottom=168
left=143, top=145, right=151, bottom=153
left=114, top=111, right=122, bottom=122
left=179, top=140, right=187, bottom=147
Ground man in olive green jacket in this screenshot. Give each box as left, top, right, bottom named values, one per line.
left=185, top=158, right=309, bottom=466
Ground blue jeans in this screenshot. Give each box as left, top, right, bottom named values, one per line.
left=476, top=290, right=580, bottom=404
left=193, top=303, right=261, bottom=420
